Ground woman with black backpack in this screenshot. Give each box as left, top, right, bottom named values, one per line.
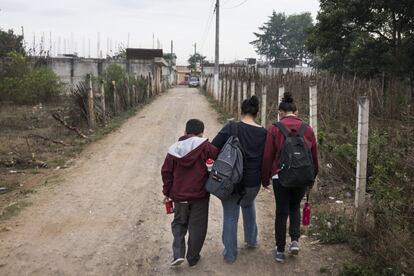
left=261, top=92, right=319, bottom=263
left=211, top=96, right=267, bottom=264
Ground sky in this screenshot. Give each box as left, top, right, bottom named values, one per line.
left=0, top=0, right=320, bottom=65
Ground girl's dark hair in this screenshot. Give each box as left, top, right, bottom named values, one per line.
left=278, top=92, right=297, bottom=113
left=241, top=95, right=260, bottom=117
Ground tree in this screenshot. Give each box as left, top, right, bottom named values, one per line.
left=188, top=53, right=206, bottom=72
left=251, top=12, right=313, bottom=64
left=0, top=29, right=25, bottom=57
left=307, top=0, right=414, bottom=77
left=251, top=12, right=287, bottom=62
left=285, top=13, right=314, bottom=65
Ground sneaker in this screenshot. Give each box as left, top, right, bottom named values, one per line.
left=288, top=241, right=300, bottom=255
left=273, top=250, right=286, bottom=263
left=245, top=242, right=259, bottom=249
left=189, top=255, right=201, bottom=267
left=170, top=258, right=185, bottom=267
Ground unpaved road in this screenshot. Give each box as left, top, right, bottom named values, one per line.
left=0, top=87, right=349, bottom=275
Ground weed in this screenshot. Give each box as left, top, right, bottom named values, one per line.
left=319, top=267, right=331, bottom=274
left=309, top=210, right=351, bottom=244
left=200, top=89, right=233, bottom=124
left=0, top=201, right=32, bottom=220
left=340, top=258, right=401, bottom=276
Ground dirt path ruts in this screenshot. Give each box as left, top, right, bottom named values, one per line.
left=0, top=87, right=349, bottom=275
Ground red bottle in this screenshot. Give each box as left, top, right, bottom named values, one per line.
left=165, top=200, right=174, bottom=214
left=302, top=193, right=311, bottom=226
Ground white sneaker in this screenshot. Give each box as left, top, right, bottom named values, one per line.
left=288, top=241, right=300, bottom=255
left=170, top=258, right=185, bottom=267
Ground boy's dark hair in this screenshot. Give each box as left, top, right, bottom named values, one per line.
left=278, top=92, right=297, bottom=113
left=186, top=119, right=205, bottom=135
left=241, top=95, right=260, bottom=117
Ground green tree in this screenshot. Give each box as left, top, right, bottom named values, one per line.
left=285, top=13, right=314, bottom=65
left=0, top=29, right=25, bottom=57
left=251, top=12, right=287, bottom=62
left=251, top=12, right=313, bottom=64
left=307, top=0, right=414, bottom=77
left=188, top=53, right=206, bottom=72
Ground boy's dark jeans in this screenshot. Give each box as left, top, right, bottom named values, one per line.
left=171, top=197, right=209, bottom=265
left=273, top=179, right=307, bottom=253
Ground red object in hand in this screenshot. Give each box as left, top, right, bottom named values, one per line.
left=165, top=200, right=174, bottom=214
left=206, top=158, right=214, bottom=172
left=302, top=193, right=311, bottom=226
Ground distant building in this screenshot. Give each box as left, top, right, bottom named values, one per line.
left=176, top=66, right=191, bottom=85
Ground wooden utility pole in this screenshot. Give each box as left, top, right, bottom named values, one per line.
left=355, top=96, right=370, bottom=232
left=214, top=0, right=220, bottom=100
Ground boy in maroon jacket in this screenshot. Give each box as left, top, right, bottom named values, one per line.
left=161, top=119, right=219, bottom=267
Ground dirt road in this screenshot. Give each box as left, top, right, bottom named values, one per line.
left=0, top=87, right=349, bottom=275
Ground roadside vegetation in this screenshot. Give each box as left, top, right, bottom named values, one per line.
left=0, top=29, right=152, bottom=221
left=250, top=2, right=414, bottom=274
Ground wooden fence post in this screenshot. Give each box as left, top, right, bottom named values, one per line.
left=278, top=86, right=285, bottom=121
left=309, top=85, right=318, bottom=140
left=223, top=77, right=227, bottom=109
left=87, top=76, right=96, bottom=128
left=132, top=84, right=137, bottom=105
left=355, top=96, right=370, bottom=232
left=237, top=80, right=242, bottom=120
left=251, top=80, right=255, bottom=96
left=126, top=83, right=131, bottom=109
left=243, top=81, right=248, bottom=100
left=227, top=78, right=231, bottom=112
left=146, top=77, right=150, bottom=102
left=261, top=85, right=267, bottom=127
left=100, top=80, right=106, bottom=124
left=230, top=79, right=235, bottom=117
left=112, top=80, right=118, bottom=115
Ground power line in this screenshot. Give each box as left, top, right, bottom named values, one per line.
left=200, top=0, right=216, bottom=52
left=222, top=0, right=248, bottom=9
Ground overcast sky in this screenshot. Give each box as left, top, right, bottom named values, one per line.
left=1, top=0, right=320, bottom=64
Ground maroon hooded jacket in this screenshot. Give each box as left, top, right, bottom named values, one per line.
left=161, top=135, right=219, bottom=202
left=261, top=116, right=319, bottom=187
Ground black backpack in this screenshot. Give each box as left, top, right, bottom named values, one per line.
left=275, top=122, right=315, bottom=187
left=206, top=122, right=246, bottom=201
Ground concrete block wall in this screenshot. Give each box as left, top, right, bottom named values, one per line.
left=48, top=57, right=159, bottom=93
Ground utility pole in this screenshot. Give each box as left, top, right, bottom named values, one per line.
left=214, top=0, right=220, bottom=99
left=194, top=43, right=197, bottom=55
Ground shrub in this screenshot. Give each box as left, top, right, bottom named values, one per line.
left=0, top=51, right=62, bottom=104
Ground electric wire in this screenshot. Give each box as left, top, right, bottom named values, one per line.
left=200, top=0, right=216, bottom=53
left=222, top=0, right=249, bottom=9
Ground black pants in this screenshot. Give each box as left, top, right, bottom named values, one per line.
left=273, top=179, right=307, bottom=252
left=171, top=198, right=209, bottom=265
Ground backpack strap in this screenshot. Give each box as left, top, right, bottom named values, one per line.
left=229, top=121, right=239, bottom=138
left=298, top=123, right=308, bottom=137
left=274, top=122, right=291, bottom=138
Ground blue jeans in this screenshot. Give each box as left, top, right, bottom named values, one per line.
left=221, top=186, right=260, bottom=262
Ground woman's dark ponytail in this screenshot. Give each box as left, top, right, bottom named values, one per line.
left=278, top=92, right=297, bottom=113
left=241, top=95, right=260, bottom=117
